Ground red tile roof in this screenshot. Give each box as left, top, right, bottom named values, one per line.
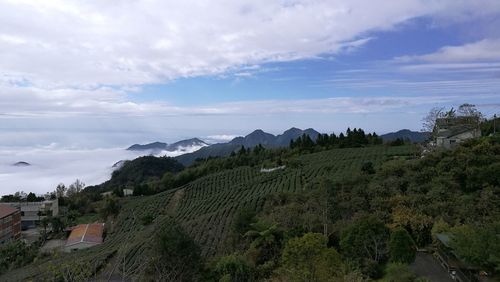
left=0, top=205, right=19, bottom=218
left=66, top=223, right=105, bottom=246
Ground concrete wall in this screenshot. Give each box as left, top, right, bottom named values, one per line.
left=437, top=129, right=480, bottom=149
left=3, top=200, right=59, bottom=229
left=0, top=211, right=21, bottom=244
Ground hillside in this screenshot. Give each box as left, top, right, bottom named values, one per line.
left=93, top=156, right=184, bottom=193
left=2, top=145, right=418, bottom=280
left=380, top=129, right=430, bottom=143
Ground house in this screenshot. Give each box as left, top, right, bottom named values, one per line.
left=100, top=191, right=113, bottom=197
left=65, top=223, right=105, bottom=252
left=123, top=189, right=134, bottom=196
left=435, top=116, right=481, bottom=149
left=0, top=205, right=21, bottom=244
left=1, top=199, right=59, bottom=229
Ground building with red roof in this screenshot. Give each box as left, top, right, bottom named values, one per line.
left=64, top=223, right=105, bottom=252
left=0, top=205, right=21, bottom=244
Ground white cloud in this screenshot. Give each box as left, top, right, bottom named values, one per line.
left=397, top=39, right=500, bottom=63
left=1, top=0, right=499, bottom=89
left=206, top=135, right=240, bottom=142
left=0, top=0, right=498, bottom=120
left=0, top=143, right=207, bottom=196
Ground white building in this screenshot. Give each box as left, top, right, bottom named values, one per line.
left=435, top=117, right=481, bottom=149
left=1, top=200, right=59, bottom=229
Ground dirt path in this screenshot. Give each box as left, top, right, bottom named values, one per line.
left=166, top=188, right=185, bottom=215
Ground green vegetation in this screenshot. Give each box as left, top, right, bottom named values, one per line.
left=2, top=132, right=499, bottom=281
left=0, top=241, right=39, bottom=275
left=389, top=227, right=416, bottom=264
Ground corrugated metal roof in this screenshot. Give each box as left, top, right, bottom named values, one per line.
left=0, top=204, right=19, bottom=218
left=66, top=223, right=104, bottom=246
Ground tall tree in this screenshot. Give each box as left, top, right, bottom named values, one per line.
left=421, top=107, right=444, bottom=133
left=389, top=227, right=416, bottom=263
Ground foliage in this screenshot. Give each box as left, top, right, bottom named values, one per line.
left=0, top=241, right=38, bottom=275
left=47, top=260, right=94, bottom=282
left=278, top=233, right=342, bottom=282
left=450, top=222, right=500, bottom=271
left=148, top=221, right=201, bottom=281
left=4, top=136, right=500, bottom=280
left=361, top=161, right=375, bottom=174
left=104, top=156, right=184, bottom=192
left=213, top=254, right=255, bottom=282
left=340, top=215, right=390, bottom=265
left=389, top=227, right=416, bottom=263
left=232, top=207, right=257, bottom=236
left=383, top=263, right=416, bottom=282
left=99, top=196, right=121, bottom=219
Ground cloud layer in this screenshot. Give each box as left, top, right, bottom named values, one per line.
left=0, top=145, right=204, bottom=196
left=1, top=0, right=498, bottom=87
left=1, top=0, right=499, bottom=119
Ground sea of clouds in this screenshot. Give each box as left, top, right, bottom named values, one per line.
left=0, top=144, right=206, bottom=196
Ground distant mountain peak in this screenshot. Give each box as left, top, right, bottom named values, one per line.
left=166, top=138, right=209, bottom=151
left=127, top=142, right=167, bottom=151
left=380, top=129, right=430, bottom=143
left=127, top=138, right=209, bottom=153
left=13, top=161, right=31, bottom=167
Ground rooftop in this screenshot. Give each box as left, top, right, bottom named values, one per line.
left=0, top=204, right=19, bottom=218
left=66, top=223, right=105, bottom=247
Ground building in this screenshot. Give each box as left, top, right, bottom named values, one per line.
left=123, top=188, right=134, bottom=196
left=435, top=116, right=481, bottom=149
left=65, top=223, right=105, bottom=252
left=1, top=199, right=59, bottom=229
left=100, top=191, right=113, bottom=197
left=0, top=205, right=21, bottom=244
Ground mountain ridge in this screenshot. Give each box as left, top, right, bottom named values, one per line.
left=175, top=127, right=320, bottom=165
left=380, top=129, right=430, bottom=143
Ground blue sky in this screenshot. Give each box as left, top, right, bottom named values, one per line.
left=1, top=0, right=500, bottom=148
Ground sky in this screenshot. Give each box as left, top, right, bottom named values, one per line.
left=1, top=0, right=500, bottom=195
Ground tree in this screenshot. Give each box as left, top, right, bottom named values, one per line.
left=244, top=221, right=283, bottom=265
left=55, top=183, right=66, bottom=198
left=99, top=196, right=120, bottom=219
left=214, top=254, right=254, bottom=282
left=149, top=222, right=201, bottom=281
left=26, top=192, right=37, bottom=202
left=421, top=107, right=444, bottom=134
left=340, top=215, right=390, bottom=264
left=51, top=216, right=66, bottom=234
left=457, top=103, right=482, bottom=118
left=389, top=227, right=416, bottom=263
left=361, top=161, right=375, bottom=174
left=383, top=263, right=416, bottom=282
left=279, top=233, right=342, bottom=282
left=391, top=205, right=432, bottom=247
left=232, top=208, right=256, bottom=236
left=66, top=179, right=85, bottom=198
left=450, top=223, right=500, bottom=271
